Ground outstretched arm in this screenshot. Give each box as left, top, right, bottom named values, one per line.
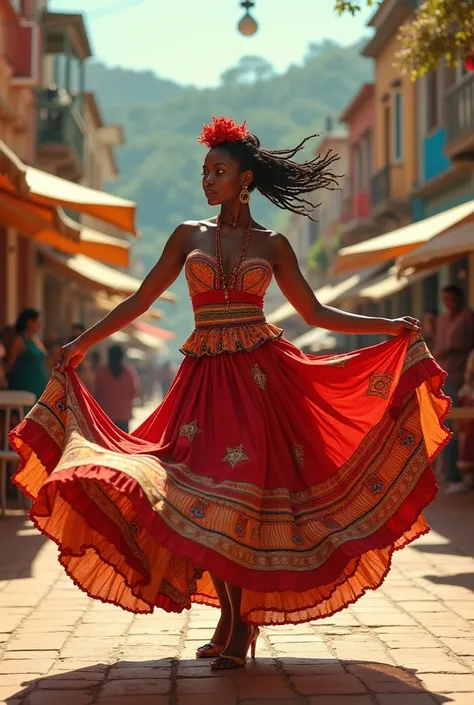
left=273, top=235, right=419, bottom=336
left=56, top=223, right=190, bottom=370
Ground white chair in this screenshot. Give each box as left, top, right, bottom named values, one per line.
left=0, top=391, right=36, bottom=517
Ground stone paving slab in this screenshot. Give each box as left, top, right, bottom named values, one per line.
left=0, top=485, right=473, bottom=704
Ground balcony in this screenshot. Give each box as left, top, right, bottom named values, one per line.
left=36, top=95, right=85, bottom=181
left=370, top=164, right=410, bottom=220
left=445, top=74, right=474, bottom=161
left=340, top=191, right=377, bottom=247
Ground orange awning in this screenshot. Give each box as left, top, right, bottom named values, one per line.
left=0, top=139, right=137, bottom=233
left=134, top=320, right=175, bottom=340
left=0, top=191, right=129, bottom=267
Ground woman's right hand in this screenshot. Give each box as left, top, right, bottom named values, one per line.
left=54, top=339, right=89, bottom=372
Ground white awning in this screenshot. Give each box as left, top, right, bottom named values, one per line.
left=267, top=266, right=382, bottom=325
left=334, top=200, right=474, bottom=274
left=291, top=328, right=337, bottom=352
left=397, top=221, right=474, bottom=274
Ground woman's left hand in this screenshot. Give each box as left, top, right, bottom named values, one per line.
left=386, top=317, right=421, bottom=336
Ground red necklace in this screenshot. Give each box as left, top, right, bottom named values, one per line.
left=215, top=215, right=253, bottom=307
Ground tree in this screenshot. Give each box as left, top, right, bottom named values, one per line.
left=220, top=55, right=275, bottom=86
left=334, top=0, right=474, bottom=80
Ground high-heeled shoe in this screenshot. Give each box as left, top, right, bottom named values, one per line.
left=210, top=626, right=259, bottom=670
left=196, top=641, right=225, bottom=659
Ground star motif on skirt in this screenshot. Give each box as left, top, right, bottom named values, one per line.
left=179, top=419, right=202, bottom=443
left=222, top=444, right=249, bottom=469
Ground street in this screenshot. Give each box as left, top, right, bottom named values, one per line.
left=0, top=453, right=473, bottom=705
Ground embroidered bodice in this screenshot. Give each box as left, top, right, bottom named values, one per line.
left=180, top=250, right=283, bottom=356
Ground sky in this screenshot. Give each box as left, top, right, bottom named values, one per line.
left=49, top=0, right=374, bottom=87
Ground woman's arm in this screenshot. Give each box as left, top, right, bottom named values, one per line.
left=57, top=223, right=191, bottom=370
left=5, top=336, right=25, bottom=373
left=273, top=235, right=419, bottom=336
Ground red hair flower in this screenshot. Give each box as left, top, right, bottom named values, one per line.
left=198, top=116, right=249, bottom=148
left=464, top=51, right=474, bottom=72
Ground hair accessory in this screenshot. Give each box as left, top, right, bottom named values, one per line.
left=198, top=116, right=249, bottom=148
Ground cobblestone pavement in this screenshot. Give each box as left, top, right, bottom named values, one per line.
left=1, top=403, right=473, bottom=705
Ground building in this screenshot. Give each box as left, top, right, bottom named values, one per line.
left=0, top=2, right=175, bottom=357
left=339, top=83, right=377, bottom=249
left=0, top=0, right=41, bottom=327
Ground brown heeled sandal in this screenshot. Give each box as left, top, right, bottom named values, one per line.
left=210, top=627, right=259, bottom=670
left=196, top=641, right=225, bottom=659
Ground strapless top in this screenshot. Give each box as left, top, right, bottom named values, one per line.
left=180, top=250, right=283, bottom=357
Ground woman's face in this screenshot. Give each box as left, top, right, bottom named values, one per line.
left=202, top=148, right=251, bottom=206
left=27, top=316, right=41, bottom=335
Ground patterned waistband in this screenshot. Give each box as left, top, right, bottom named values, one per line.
left=192, top=290, right=266, bottom=329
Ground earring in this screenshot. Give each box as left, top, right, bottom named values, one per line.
left=239, top=185, right=250, bottom=204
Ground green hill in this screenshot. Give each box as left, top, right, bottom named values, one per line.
left=87, top=40, right=372, bottom=358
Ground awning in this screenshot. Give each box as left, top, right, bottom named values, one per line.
left=134, top=320, right=175, bottom=341
left=397, top=220, right=474, bottom=275
left=0, top=190, right=130, bottom=267
left=43, top=251, right=177, bottom=302
left=266, top=266, right=382, bottom=325
left=356, top=266, right=438, bottom=300
left=0, top=139, right=137, bottom=233
left=334, top=200, right=474, bottom=275
left=291, top=328, right=337, bottom=352
left=95, top=293, right=163, bottom=321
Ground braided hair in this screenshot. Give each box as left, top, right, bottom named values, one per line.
left=199, top=116, right=340, bottom=219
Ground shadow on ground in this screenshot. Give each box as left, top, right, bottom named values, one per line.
left=0, top=514, right=46, bottom=581
left=9, top=658, right=452, bottom=704
left=411, top=492, right=474, bottom=595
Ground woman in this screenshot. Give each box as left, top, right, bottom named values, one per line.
left=7, top=309, right=48, bottom=401
left=457, top=349, right=474, bottom=487
left=94, top=345, right=140, bottom=433
left=11, top=117, right=450, bottom=671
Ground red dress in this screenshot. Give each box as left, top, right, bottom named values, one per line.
left=11, top=246, right=451, bottom=625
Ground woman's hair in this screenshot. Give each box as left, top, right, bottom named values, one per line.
left=108, top=345, right=125, bottom=378
left=199, top=116, right=340, bottom=219
left=442, top=285, right=465, bottom=302
left=15, top=308, right=40, bottom=334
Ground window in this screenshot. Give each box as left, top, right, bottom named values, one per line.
left=393, top=91, right=403, bottom=161
left=426, top=70, right=439, bottom=131
left=384, top=105, right=391, bottom=165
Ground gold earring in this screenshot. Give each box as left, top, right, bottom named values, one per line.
left=239, top=185, right=250, bottom=204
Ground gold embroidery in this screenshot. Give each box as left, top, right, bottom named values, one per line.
left=328, top=355, right=351, bottom=368
left=292, top=441, right=304, bottom=470
left=251, top=363, right=268, bottom=390
left=179, top=420, right=202, bottom=443
left=366, top=372, right=395, bottom=400
left=401, top=334, right=432, bottom=376
left=222, top=444, right=249, bottom=469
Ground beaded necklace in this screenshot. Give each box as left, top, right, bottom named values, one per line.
left=215, top=215, right=253, bottom=308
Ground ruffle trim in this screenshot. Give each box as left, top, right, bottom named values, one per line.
left=180, top=322, right=283, bottom=357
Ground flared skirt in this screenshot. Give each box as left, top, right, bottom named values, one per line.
left=11, top=331, right=450, bottom=625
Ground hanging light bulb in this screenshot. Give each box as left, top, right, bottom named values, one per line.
left=238, top=1, right=258, bottom=37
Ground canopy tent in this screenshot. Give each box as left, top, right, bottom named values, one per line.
left=334, top=200, right=474, bottom=275
left=0, top=139, right=137, bottom=233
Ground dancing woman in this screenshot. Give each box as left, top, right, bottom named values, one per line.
left=11, top=117, right=450, bottom=671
